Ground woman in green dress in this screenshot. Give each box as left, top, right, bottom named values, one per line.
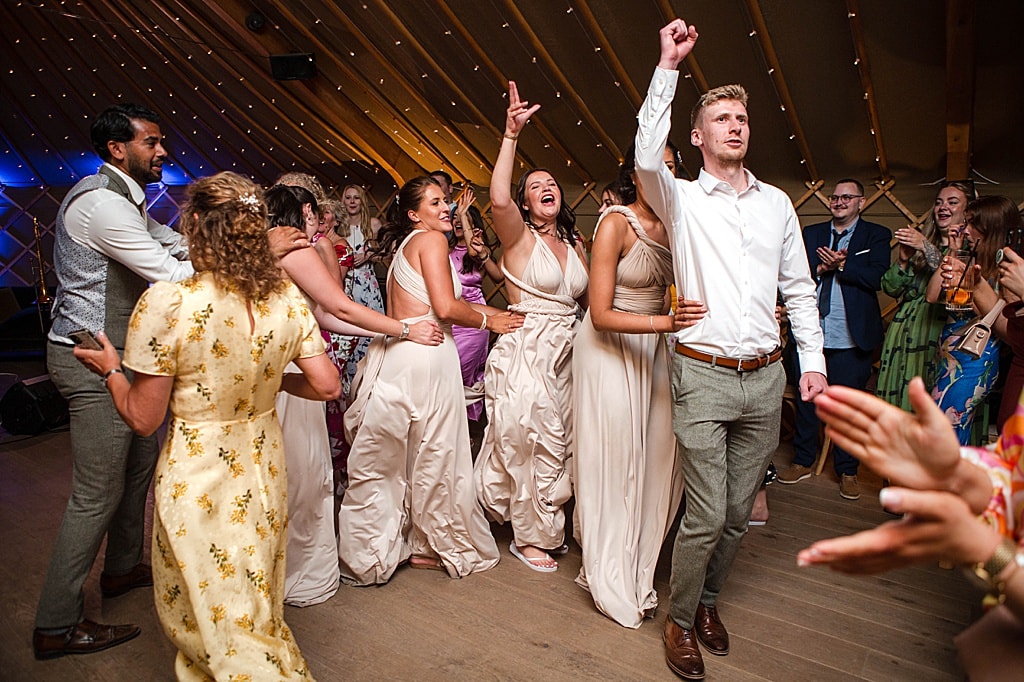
left=875, top=181, right=972, bottom=411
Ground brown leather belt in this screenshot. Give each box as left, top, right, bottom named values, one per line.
left=675, top=344, right=783, bottom=372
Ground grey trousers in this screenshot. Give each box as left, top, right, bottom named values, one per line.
left=35, top=341, right=159, bottom=628
left=668, top=353, right=784, bottom=629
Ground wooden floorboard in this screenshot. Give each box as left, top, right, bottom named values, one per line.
left=0, top=416, right=979, bottom=680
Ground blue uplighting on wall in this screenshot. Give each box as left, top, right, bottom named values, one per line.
left=0, top=150, right=191, bottom=189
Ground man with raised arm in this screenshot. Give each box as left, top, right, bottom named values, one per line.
left=634, top=19, right=827, bottom=680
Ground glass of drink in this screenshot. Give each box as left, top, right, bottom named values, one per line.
left=944, top=249, right=976, bottom=312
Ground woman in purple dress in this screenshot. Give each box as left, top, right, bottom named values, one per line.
left=449, top=188, right=504, bottom=420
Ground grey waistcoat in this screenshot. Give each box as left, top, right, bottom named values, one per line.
left=49, top=167, right=150, bottom=349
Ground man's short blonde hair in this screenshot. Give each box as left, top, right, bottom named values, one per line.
left=690, top=84, right=749, bottom=129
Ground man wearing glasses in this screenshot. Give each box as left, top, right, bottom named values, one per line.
left=778, top=179, right=890, bottom=500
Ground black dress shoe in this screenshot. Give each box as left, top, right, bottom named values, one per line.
left=695, top=603, right=729, bottom=655
left=100, top=562, right=153, bottom=598
left=663, top=617, right=705, bottom=680
left=33, top=619, right=141, bottom=660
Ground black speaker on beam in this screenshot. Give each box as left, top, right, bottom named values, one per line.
left=0, top=376, right=69, bottom=435
left=269, top=53, right=317, bottom=81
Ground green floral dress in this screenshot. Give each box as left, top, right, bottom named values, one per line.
left=123, top=273, right=325, bottom=681
left=875, top=256, right=946, bottom=412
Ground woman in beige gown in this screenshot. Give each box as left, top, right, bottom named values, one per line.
left=573, top=148, right=705, bottom=628
left=337, top=176, right=523, bottom=585
left=264, top=182, right=444, bottom=607
left=474, top=81, right=589, bottom=572
left=73, top=173, right=341, bottom=680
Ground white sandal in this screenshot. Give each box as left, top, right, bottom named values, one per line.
left=509, top=542, right=557, bottom=573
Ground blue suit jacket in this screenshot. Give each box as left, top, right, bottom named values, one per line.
left=803, top=218, right=891, bottom=351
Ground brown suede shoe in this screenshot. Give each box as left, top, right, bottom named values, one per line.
left=33, top=619, right=141, bottom=660
left=663, top=617, right=705, bottom=680
left=100, top=562, right=153, bottom=598
left=695, top=603, right=729, bottom=655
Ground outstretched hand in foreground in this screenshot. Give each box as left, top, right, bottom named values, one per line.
left=796, top=486, right=1000, bottom=573
left=813, top=377, right=963, bottom=492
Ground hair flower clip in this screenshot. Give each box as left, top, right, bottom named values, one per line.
left=239, top=192, right=261, bottom=214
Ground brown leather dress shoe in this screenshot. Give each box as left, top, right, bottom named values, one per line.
left=100, top=562, right=153, bottom=598
left=33, top=619, right=141, bottom=660
left=695, top=602, right=729, bottom=655
left=663, top=617, right=705, bottom=680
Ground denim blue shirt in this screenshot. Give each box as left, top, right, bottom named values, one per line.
left=821, top=221, right=855, bottom=349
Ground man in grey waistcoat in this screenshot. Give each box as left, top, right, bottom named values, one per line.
left=32, top=104, right=195, bottom=659
left=33, top=105, right=309, bottom=660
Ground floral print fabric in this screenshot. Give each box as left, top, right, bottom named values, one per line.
left=123, top=273, right=324, bottom=680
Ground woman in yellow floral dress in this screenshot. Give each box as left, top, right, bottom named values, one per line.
left=74, top=172, right=340, bottom=680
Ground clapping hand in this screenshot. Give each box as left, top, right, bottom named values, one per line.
left=816, top=246, right=847, bottom=273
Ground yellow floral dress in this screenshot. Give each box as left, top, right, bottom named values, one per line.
left=122, top=273, right=325, bottom=681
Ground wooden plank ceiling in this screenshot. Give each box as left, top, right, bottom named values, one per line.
left=1, top=0, right=1022, bottom=208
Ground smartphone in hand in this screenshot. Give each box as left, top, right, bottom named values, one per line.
left=68, top=329, right=102, bottom=351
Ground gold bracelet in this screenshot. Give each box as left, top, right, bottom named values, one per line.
left=503, top=132, right=519, bottom=141
left=649, top=315, right=657, bottom=333
left=964, top=536, right=1019, bottom=603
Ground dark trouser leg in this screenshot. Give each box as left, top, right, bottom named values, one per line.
left=824, top=346, right=874, bottom=476
left=790, top=351, right=818, bottom=468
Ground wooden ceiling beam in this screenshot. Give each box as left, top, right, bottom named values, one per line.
left=169, top=2, right=375, bottom=164
left=572, top=1, right=697, bottom=179
left=569, top=3, right=643, bottom=109
left=795, top=180, right=825, bottom=209
left=252, top=3, right=448, bottom=180
left=260, top=3, right=453, bottom=180
left=743, top=0, right=819, bottom=183
left=195, top=0, right=426, bottom=183
left=181, top=1, right=380, bottom=188
left=497, top=0, right=622, bottom=166
left=324, top=0, right=493, bottom=178
left=79, top=0, right=313, bottom=181
left=432, top=1, right=590, bottom=183
left=846, top=0, right=892, bottom=181
left=945, top=0, right=975, bottom=180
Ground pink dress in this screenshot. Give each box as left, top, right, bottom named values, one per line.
left=449, top=245, right=489, bottom=421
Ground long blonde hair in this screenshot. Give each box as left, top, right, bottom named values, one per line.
left=179, top=172, right=283, bottom=300
left=342, top=184, right=375, bottom=242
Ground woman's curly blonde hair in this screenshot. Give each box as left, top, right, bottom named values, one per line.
left=179, top=172, right=284, bottom=300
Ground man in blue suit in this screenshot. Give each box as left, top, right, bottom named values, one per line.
left=778, top=179, right=890, bottom=500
